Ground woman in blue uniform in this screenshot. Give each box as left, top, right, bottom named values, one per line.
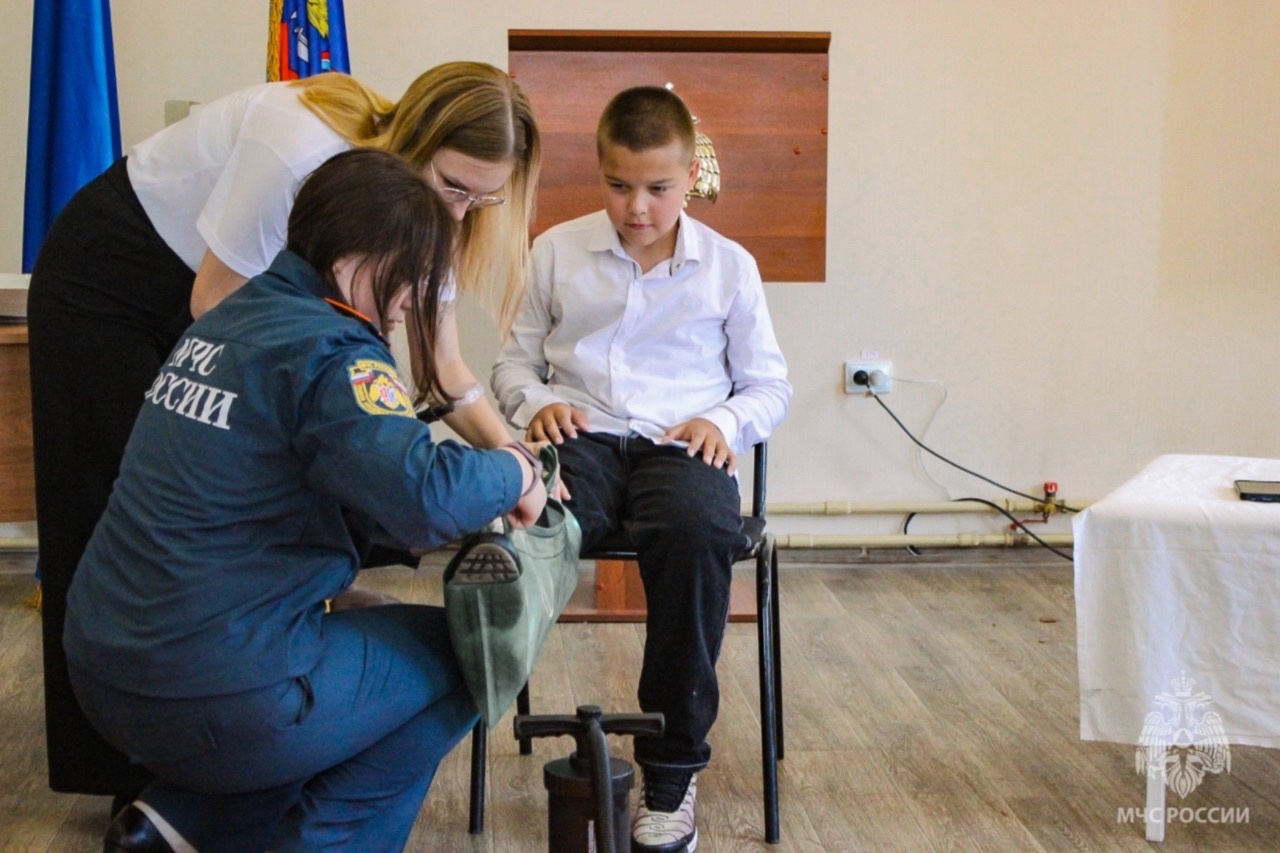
left=64, top=148, right=547, bottom=852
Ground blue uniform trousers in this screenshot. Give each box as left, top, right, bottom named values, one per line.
left=69, top=605, right=477, bottom=851
left=556, top=432, right=745, bottom=773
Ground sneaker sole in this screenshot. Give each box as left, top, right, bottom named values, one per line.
left=450, top=541, right=520, bottom=584
left=630, top=828, right=697, bottom=853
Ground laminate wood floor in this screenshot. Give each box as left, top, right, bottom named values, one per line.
left=1, top=548, right=1277, bottom=852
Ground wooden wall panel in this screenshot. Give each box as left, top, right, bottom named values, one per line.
left=0, top=326, right=35, bottom=522
left=509, top=31, right=830, bottom=282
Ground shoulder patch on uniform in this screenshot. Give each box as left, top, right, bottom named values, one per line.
left=348, top=359, right=414, bottom=417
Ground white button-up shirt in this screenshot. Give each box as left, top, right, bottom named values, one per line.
left=492, top=210, right=791, bottom=454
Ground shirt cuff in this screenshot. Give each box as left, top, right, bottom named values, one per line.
left=698, top=407, right=740, bottom=453
left=510, top=387, right=568, bottom=430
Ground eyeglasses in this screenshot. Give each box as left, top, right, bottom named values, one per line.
left=429, top=163, right=506, bottom=210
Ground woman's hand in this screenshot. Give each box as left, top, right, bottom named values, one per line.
left=500, top=444, right=549, bottom=527
left=523, top=439, right=570, bottom=501
left=506, top=477, right=548, bottom=528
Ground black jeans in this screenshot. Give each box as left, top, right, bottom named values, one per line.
left=556, top=432, right=746, bottom=773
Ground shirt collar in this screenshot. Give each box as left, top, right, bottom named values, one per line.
left=588, top=210, right=701, bottom=274
left=324, top=297, right=388, bottom=344
left=671, top=210, right=699, bottom=272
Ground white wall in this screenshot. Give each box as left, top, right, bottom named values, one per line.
left=3, top=1, right=1277, bottom=538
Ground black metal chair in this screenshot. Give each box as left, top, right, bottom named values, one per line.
left=465, top=442, right=784, bottom=843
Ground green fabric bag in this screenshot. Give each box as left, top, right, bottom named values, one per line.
left=443, top=445, right=583, bottom=726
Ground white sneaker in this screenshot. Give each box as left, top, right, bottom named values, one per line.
left=631, top=771, right=697, bottom=852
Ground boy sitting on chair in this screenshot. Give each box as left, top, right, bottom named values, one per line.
left=491, top=85, right=791, bottom=852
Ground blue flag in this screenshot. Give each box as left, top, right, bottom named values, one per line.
left=22, top=0, right=122, bottom=273
left=269, top=0, right=350, bottom=81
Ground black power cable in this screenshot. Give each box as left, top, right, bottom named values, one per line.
left=856, top=379, right=1076, bottom=561
left=902, top=499, right=1074, bottom=561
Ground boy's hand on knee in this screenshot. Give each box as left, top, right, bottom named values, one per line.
left=527, top=404, right=588, bottom=446
left=662, top=418, right=737, bottom=476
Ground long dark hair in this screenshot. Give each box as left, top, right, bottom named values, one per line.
left=287, top=148, right=456, bottom=406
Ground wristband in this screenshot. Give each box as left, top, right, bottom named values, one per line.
left=417, top=385, right=486, bottom=424
left=454, top=383, right=485, bottom=408
left=506, top=441, right=544, bottom=496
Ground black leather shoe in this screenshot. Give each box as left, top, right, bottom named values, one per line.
left=104, top=804, right=175, bottom=853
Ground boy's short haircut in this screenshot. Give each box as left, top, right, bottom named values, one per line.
left=596, top=86, right=696, bottom=162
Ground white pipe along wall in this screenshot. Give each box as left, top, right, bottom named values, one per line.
left=0, top=498, right=1089, bottom=552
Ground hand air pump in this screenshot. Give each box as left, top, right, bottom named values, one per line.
left=513, top=705, right=664, bottom=853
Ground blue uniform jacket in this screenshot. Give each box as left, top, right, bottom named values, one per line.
left=65, top=251, right=523, bottom=698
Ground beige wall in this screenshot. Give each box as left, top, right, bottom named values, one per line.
left=3, top=1, right=1277, bottom=537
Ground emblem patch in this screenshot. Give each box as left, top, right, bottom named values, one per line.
left=348, top=359, right=414, bottom=417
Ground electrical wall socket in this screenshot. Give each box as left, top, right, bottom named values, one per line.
left=844, top=360, right=893, bottom=394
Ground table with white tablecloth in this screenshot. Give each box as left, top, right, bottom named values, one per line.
left=1073, top=454, right=1280, bottom=840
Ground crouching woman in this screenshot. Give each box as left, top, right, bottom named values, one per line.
left=65, top=148, right=545, bottom=852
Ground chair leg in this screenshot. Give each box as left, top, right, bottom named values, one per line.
left=757, top=535, right=781, bottom=843
left=517, top=682, right=532, bottom=755
left=468, top=720, right=486, bottom=834
left=771, top=540, right=784, bottom=761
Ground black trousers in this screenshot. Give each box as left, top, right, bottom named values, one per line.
left=555, top=432, right=746, bottom=773
left=27, top=158, right=194, bottom=796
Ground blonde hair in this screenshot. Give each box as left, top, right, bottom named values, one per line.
left=293, top=63, right=540, bottom=335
